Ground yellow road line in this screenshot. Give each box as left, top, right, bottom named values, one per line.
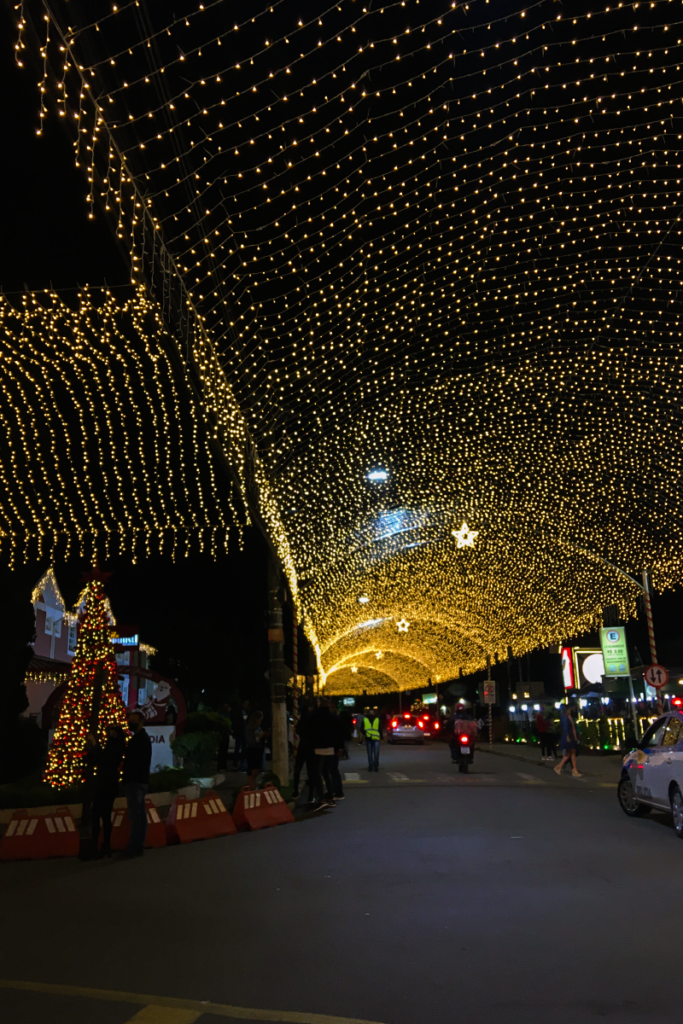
left=126, top=1008, right=202, bottom=1023
left=0, top=979, right=387, bottom=1024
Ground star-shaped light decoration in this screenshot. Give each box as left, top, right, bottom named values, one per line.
left=375, top=651, right=383, bottom=660
left=452, top=522, right=479, bottom=549
left=397, top=618, right=410, bottom=633
left=351, top=666, right=358, bottom=674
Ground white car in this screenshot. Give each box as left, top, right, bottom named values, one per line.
left=618, top=712, right=683, bottom=836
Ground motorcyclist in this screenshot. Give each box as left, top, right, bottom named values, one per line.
left=447, top=702, right=478, bottom=764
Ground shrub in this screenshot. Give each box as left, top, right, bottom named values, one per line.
left=184, top=711, right=231, bottom=737
left=0, top=717, right=48, bottom=785
left=148, top=766, right=193, bottom=793
left=171, top=731, right=219, bottom=773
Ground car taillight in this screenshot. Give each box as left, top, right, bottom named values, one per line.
left=434, top=722, right=440, bottom=730
left=423, top=715, right=429, bottom=720
left=403, top=713, right=410, bottom=719
left=459, top=734, right=470, bottom=743
left=391, top=719, right=398, bottom=727
left=418, top=721, right=424, bottom=728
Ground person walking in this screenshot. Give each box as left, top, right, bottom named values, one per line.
left=535, top=707, right=549, bottom=761
left=87, top=725, right=126, bottom=858
left=121, top=712, right=152, bottom=858
left=245, top=710, right=269, bottom=789
left=554, top=703, right=582, bottom=777
left=363, top=708, right=381, bottom=772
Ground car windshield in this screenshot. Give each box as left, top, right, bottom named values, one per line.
left=396, top=716, right=416, bottom=727
left=641, top=716, right=667, bottom=749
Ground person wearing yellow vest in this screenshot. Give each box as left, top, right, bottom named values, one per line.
left=363, top=710, right=381, bottom=772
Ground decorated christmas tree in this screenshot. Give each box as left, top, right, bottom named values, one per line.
left=43, top=567, right=128, bottom=788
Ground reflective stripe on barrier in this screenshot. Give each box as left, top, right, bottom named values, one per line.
left=232, top=784, right=294, bottom=831
left=101, top=799, right=166, bottom=851
left=165, top=790, right=236, bottom=844
left=0, top=806, right=79, bottom=861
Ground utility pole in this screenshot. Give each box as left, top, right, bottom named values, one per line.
left=642, top=570, right=663, bottom=715
left=486, top=655, right=492, bottom=748
left=267, top=555, right=289, bottom=786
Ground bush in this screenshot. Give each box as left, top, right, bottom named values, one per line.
left=185, top=711, right=231, bottom=737
left=0, top=717, right=48, bottom=784
left=171, top=731, right=219, bottom=773
left=148, top=766, right=193, bottom=793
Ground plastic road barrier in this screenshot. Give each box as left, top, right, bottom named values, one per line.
left=165, top=790, right=236, bottom=845
left=0, top=806, right=79, bottom=861
left=232, top=784, right=295, bottom=832
left=101, top=799, right=167, bottom=851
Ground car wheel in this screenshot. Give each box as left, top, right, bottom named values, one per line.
left=617, top=774, right=650, bottom=817
left=671, top=786, right=683, bottom=838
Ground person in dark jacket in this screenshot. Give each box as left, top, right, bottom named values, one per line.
left=309, top=701, right=342, bottom=809
left=121, top=712, right=152, bottom=857
left=87, top=725, right=126, bottom=858
left=338, top=707, right=353, bottom=759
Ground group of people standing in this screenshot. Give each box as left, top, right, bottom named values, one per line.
left=86, top=709, right=153, bottom=859
left=293, top=699, right=350, bottom=811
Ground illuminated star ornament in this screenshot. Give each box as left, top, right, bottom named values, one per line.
left=397, top=619, right=410, bottom=633
left=375, top=651, right=384, bottom=661
left=351, top=666, right=358, bottom=674
left=452, top=523, right=479, bottom=549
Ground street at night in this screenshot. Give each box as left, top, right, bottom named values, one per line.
left=1, top=741, right=679, bottom=1024
left=2, top=2, right=683, bottom=1022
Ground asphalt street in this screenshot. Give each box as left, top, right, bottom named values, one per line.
left=1, top=740, right=681, bottom=1024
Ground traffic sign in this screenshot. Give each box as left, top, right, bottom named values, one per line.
left=483, top=682, right=496, bottom=705
left=644, top=664, right=669, bottom=689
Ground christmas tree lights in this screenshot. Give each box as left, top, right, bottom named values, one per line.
left=43, top=571, right=129, bottom=789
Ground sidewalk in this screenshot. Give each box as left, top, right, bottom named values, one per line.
left=486, top=742, right=624, bottom=782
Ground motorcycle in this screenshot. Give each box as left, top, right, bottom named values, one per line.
left=451, top=731, right=476, bottom=774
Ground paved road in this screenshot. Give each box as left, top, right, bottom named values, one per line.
left=1, top=741, right=681, bottom=1024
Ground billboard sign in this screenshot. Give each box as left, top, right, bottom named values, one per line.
left=600, top=627, right=630, bottom=677
left=561, top=646, right=574, bottom=689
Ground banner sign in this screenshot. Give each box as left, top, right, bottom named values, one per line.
left=600, top=627, right=631, bottom=678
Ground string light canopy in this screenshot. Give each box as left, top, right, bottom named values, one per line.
left=0, top=288, right=239, bottom=564
left=12, top=0, right=683, bottom=689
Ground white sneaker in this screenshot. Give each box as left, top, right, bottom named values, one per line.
left=547, top=756, right=555, bottom=761
left=540, top=756, right=546, bottom=762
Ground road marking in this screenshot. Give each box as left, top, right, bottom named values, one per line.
left=343, top=773, right=367, bottom=783
left=0, top=979, right=387, bottom=1024
left=387, top=772, right=409, bottom=781
left=517, top=773, right=544, bottom=784
left=126, top=1008, right=201, bottom=1023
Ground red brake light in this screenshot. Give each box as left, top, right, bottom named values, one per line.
left=391, top=719, right=398, bottom=727
left=403, top=713, right=410, bottom=719
left=417, top=721, right=424, bottom=728
left=434, top=722, right=440, bottom=730
left=459, top=734, right=470, bottom=744
left=674, top=699, right=683, bottom=707
left=423, top=714, right=429, bottom=720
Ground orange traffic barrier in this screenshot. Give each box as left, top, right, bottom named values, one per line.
left=0, top=806, right=79, bottom=861
left=232, top=784, right=294, bottom=832
left=165, top=790, right=236, bottom=845
left=100, top=799, right=166, bottom=852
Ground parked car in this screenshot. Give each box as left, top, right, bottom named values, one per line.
left=618, top=711, right=683, bottom=836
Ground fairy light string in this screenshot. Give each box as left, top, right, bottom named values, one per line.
left=10, top=0, right=683, bottom=689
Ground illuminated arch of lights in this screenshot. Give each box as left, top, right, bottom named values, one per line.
left=8, top=0, right=683, bottom=688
